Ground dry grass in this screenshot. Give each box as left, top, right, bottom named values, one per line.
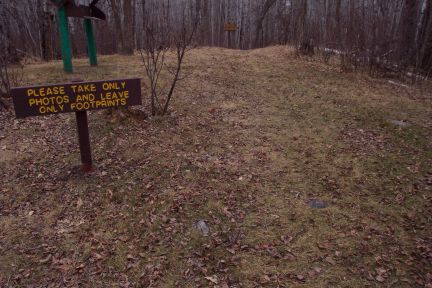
left=0, top=46, right=431, bottom=287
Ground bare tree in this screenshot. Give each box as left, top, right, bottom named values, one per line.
left=2, top=0, right=432, bottom=81
left=399, top=0, right=419, bottom=65
left=418, top=0, right=432, bottom=74
left=0, top=40, right=23, bottom=110
left=255, top=0, right=278, bottom=48
left=110, top=0, right=134, bottom=55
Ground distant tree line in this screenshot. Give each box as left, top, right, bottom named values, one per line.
left=1, top=0, right=432, bottom=76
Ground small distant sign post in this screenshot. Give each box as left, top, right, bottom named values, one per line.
left=224, top=23, right=237, bottom=48
left=224, top=23, right=237, bottom=32
left=11, top=78, right=142, bottom=171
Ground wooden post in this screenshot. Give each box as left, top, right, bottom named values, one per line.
left=75, top=111, right=93, bottom=172
left=57, top=7, right=73, bottom=73
left=84, top=19, right=98, bottom=66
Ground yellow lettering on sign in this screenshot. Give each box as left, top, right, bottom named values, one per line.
left=38, top=105, right=58, bottom=114
left=100, top=90, right=130, bottom=101
left=27, top=89, right=36, bottom=97
left=102, top=82, right=121, bottom=90
left=28, top=96, right=67, bottom=106
left=71, top=84, right=95, bottom=93
left=27, top=86, right=65, bottom=97
left=76, top=93, right=95, bottom=102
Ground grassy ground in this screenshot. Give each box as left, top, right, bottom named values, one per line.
left=0, top=47, right=431, bottom=287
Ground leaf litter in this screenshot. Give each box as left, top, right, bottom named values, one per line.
left=0, top=46, right=431, bottom=287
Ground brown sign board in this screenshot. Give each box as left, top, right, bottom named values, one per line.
left=224, top=23, right=237, bottom=32
left=12, top=78, right=142, bottom=119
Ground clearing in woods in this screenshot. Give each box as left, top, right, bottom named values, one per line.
left=0, top=47, right=431, bottom=287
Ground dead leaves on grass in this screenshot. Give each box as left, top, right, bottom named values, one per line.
left=1, top=47, right=431, bottom=287
left=339, top=127, right=387, bottom=156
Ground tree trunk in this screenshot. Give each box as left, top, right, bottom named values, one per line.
left=255, top=0, right=277, bottom=48
left=110, top=0, right=125, bottom=54
left=419, top=1, right=432, bottom=71
left=40, top=0, right=54, bottom=60
left=122, top=0, right=134, bottom=55
left=399, top=0, right=419, bottom=65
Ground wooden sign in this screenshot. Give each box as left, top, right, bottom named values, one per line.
left=12, top=78, right=142, bottom=172
left=224, top=23, right=237, bottom=32
left=12, top=78, right=142, bottom=119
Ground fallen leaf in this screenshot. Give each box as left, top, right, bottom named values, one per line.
left=77, top=198, right=83, bottom=209
left=296, top=274, right=305, bottom=281
left=93, top=253, right=103, bottom=261
left=260, top=275, right=271, bottom=284
left=39, top=255, right=52, bottom=264
left=205, top=275, right=219, bottom=284
left=317, top=242, right=332, bottom=250
left=313, top=267, right=322, bottom=274
left=119, top=236, right=129, bottom=242
left=325, top=256, right=336, bottom=265
left=376, top=267, right=387, bottom=275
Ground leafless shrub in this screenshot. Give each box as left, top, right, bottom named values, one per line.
left=298, top=39, right=315, bottom=56
left=139, top=3, right=200, bottom=116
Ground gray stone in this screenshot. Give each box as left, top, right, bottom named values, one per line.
left=307, top=199, right=329, bottom=209
left=194, top=220, right=210, bottom=236
left=389, top=120, right=410, bottom=128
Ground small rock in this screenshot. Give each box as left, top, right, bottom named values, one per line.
left=194, top=220, right=210, bottom=236
left=307, top=199, right=328, bottom=209
left=389, top=120, right=410, bottom=128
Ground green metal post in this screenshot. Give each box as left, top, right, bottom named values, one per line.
left=57, top=7, right=73, bottom=73
left=84, top=19, right=98, bottom=66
